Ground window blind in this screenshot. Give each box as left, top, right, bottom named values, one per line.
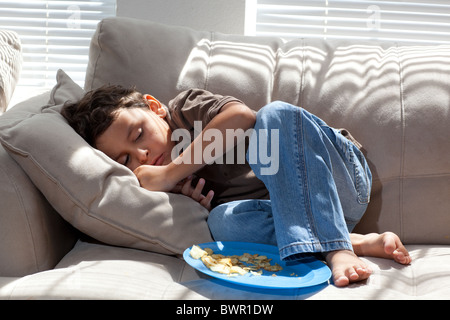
left=0, top=0, right=116, bottom=88
left=246, top=0, right=450, bottom=44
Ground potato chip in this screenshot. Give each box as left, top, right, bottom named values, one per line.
left=209, top=263, right=230, bottom=274
left=189, top=245, right=208, bottom=259
left=230, top=265, right=248, bottom=275
left=263, top=263, right=283, bottom=272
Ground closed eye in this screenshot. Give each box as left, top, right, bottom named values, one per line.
left=123, top=154, right=130, bottom=167
left=121, top=128, right=142, bottom=168
left=135, top=128, right=143, bottom=141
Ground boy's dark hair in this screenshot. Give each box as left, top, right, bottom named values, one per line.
left=61, top=85, right=145, bottom=147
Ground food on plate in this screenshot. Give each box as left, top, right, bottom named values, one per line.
left=189, top=245, right=283, bottom=276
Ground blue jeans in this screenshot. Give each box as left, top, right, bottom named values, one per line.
left=207, top=102, right=372, bottom=261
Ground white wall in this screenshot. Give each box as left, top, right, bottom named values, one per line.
left=117, top=0, right=247, bottom=35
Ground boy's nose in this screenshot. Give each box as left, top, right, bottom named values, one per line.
left=137, top=149, right=149, bottom=164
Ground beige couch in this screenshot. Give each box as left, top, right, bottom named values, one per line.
left=1, top=17, right=450, bottom=300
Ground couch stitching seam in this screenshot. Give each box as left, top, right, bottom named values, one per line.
left=299, top=38, right=305, bottom=108
left=88, top=18, right=104, bottom=90
left=204, top=31, right=214, bottom=91
left=396, top=43, right=406, bottom=241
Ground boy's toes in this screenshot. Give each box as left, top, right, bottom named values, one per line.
left=355, top=266, right=372, bottom=278
left=326, top=250, right=374, bottom=287
left=393, top=250, right=411, bottom=265
left=333, top=273, right=350, bottom=287
left=346, top=268, right=359, bottom=282
left=381, top=232, right=412, bottom=264
left=332, top=266, right=371, bottom=287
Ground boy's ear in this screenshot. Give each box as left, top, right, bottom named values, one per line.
left=143, top=94, right=166, bottom=117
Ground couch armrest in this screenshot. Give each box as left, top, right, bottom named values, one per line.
left=0, top=30, right=22, bottom=113
left=0, top=92, right=78, bottom=277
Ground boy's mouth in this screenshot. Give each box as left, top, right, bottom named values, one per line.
left=151, top=153, right=165, bottom=166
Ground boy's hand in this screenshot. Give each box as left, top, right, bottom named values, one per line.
left=133, top=165, right=214, bottom=210
left=172, top=176, right=214, bottom=210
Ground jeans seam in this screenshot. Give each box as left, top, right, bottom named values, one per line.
left=280, top=239, right=353, bottom=257
left=297, top=108, right=319, bottom=244
left=333, top=128, right=371, bottom=205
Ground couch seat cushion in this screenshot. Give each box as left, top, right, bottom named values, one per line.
left=1, top=241, right=449, bottom=299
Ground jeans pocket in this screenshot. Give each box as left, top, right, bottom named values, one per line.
left=351, top=145, right=372, bottom=204
left=323, top=126, right=372, bottom=205
left=342, top=134, right=372, bottom=205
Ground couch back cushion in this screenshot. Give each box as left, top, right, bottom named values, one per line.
left=1, top=15, right=448, bottom=263
left=85, top=17, right=450, bottom=244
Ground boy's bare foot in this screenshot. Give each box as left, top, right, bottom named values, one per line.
left=323, top=232, right=411, bottom=287
left=323, top=250, right=372, bottom=287
left=350, top=232, right=412, bottom=265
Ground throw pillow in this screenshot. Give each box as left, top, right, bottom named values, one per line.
left=0, top=69, right=213, bottom=255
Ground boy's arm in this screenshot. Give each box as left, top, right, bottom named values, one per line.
left=133, top=101, right=256, bottom=192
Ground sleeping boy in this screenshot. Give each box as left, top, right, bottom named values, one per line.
left=61, top=85, right=411, bottom=287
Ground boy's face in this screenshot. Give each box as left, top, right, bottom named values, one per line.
left=96, top=95, right=175, bottom=172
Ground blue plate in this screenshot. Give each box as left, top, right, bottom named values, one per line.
left=183, top=241, right=331, bottom=289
